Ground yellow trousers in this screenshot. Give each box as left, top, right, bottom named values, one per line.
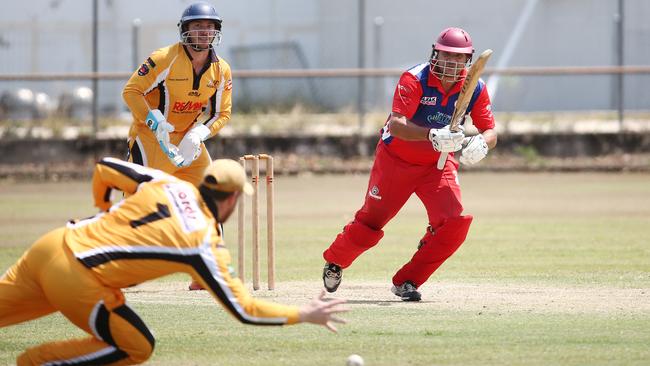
left=0, top=228, right=155, bottom=365
left=127, top=126, right=212, bottom=187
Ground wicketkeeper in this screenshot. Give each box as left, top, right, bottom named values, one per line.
left=322, top=27, right=498, bottom=301
left=123, top=1, right=234, bottom=291
left=0, top=158, right=347, bottom=365
left=122, top=1, right=232, bottom=186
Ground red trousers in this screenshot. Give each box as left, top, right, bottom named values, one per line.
left=323, top=143, right=472, bottom=287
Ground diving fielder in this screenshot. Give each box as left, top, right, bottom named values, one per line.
left=0, top=158, right=347, bottom=365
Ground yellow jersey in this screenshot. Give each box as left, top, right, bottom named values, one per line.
left=64, top=158, right=299, bottom=325
left=123, top=43, right=232, bottom=139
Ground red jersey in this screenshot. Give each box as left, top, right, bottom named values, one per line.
left=380, top=63, right=495, bottom=165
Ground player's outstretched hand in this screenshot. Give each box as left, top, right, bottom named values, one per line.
left=299, top=289, right=349, bottom=333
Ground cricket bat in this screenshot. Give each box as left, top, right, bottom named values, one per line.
left=437, top=49, right=493, bottom=170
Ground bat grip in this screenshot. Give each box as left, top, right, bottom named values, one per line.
left=438, top=119, right=461, bottom=170
left=437, top=152, right=448, bottom=170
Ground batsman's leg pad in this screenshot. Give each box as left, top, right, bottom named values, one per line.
left=392, top=215, right=473, bottom=287
left=323, top=220, right=384, bottom=268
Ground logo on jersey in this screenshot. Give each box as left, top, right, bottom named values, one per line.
left=427, top=112, right=451, bottom=126
left=206, top=79, right=219, bottom=88
left=224, top=79, right=232, bottom=91
left=368, top=185, right=382, bottom=200
left=188, top=90, right=201, bottom=97
left=137, top=63, right=150, bottom=76
left=420, top=96, right=437, bottom=106
left=165, top=183, right=206, bottom=233
left=146, top=57, right=156, bottom=68
left=173, top=101, right=203, bottom=113
left=397, top=84, right=413, bottom=104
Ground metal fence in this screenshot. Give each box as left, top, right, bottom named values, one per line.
left=1, top=66, right=649, bottom=137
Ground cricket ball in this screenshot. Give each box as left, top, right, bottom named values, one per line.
left=346, top=354, right=364, bottom=366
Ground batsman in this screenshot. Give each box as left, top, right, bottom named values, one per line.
left=322, top=27, right=497, bottom=301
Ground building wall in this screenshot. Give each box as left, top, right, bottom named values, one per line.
left=0, top=0, right=648, bottom=114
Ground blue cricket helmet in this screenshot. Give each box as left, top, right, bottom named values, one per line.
left=177, top=2, right=223, bottom=49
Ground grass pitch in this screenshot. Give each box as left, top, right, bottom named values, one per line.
left=1, top=172, right=649, bottom=365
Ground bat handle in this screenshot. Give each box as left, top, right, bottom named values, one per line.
left=437, top=152, right=448, bottom=170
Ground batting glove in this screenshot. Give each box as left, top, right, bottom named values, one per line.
left=178, top=124, right=211, bottom=167
left=145, top=109, right=184, bottom=166
left=428, top=126, right=464, bottom=153
left=459, top=134, right=489, bottom=165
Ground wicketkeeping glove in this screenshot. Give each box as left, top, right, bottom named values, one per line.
left=145, top=109, right=184, bottom=166
left=428, top=126, right=465, bottom=153
left=459, top=134, right=489, bottom=165
left=177, top=124, right=211, bottom=167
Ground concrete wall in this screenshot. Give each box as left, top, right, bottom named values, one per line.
left=2, top=133, right=650, bottom=179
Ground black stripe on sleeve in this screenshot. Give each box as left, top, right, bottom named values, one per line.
left=186, top=256, right=285, bottom=326
left=76, top=249, right=285, bottom=326
left=102, top=188, right=112, bottom=204
left=78, top=251, right=190, bottom=268
left=204, top=93, right=217, bottom=125
left=98, top=159, right=154, bottom=185
left=129, top=140, right=144, bottom=165
left=157, top=81, right=166, bottom=112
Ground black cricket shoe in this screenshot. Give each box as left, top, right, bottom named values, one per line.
left=391, top=281, right=422, bottom=301
left=322, top=263, right=343, bottom=293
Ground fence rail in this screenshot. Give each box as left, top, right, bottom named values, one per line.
left=1, top=66, right=649, bottom=81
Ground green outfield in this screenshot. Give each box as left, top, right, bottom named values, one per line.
left=1, top=172, right=649, bottom=365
